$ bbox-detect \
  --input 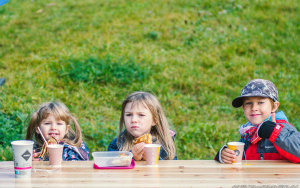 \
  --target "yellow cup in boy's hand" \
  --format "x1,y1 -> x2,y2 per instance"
227,142 -> 245,164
